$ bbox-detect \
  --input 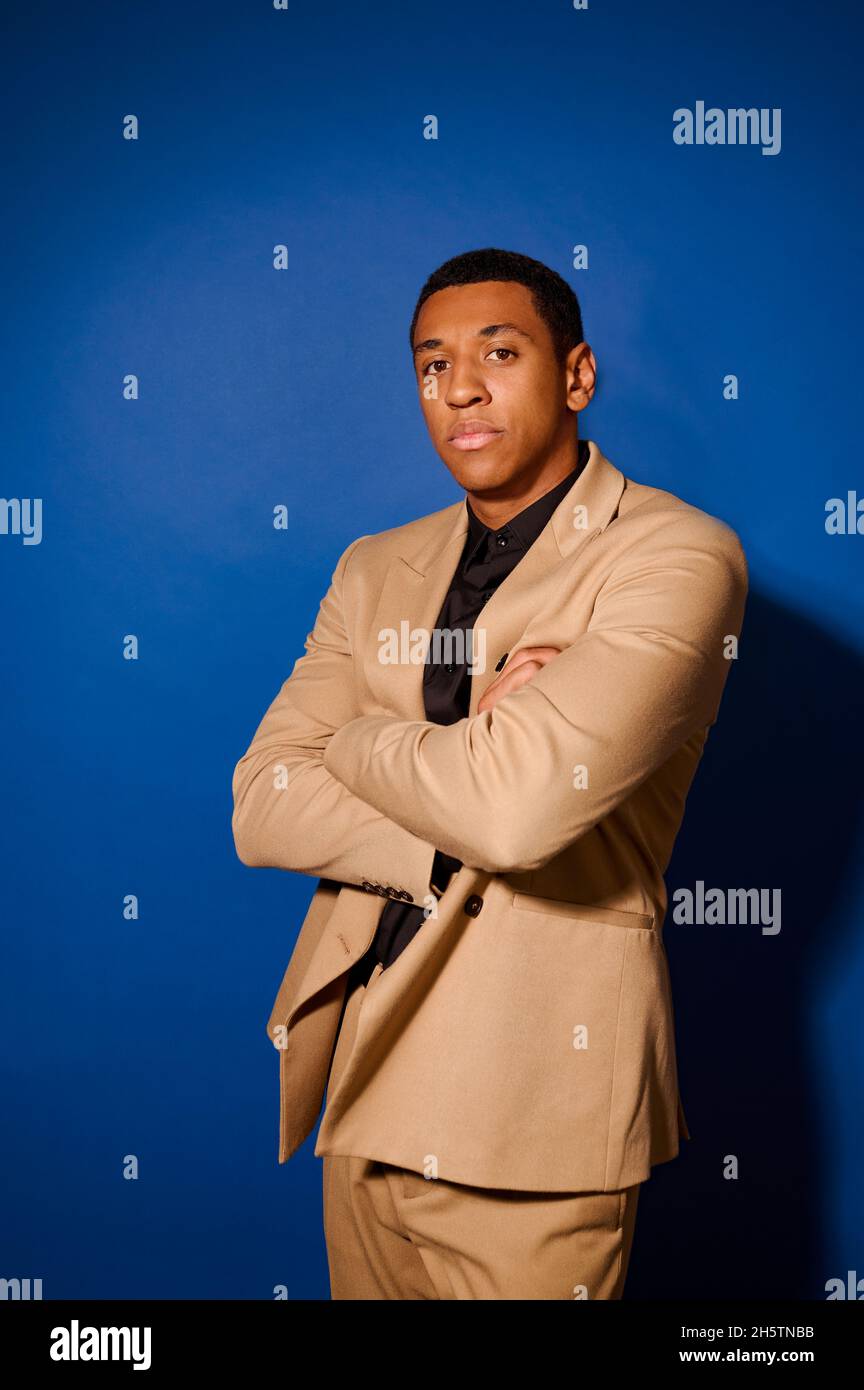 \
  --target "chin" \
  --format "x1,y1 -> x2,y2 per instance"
444,453 -> 515,492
